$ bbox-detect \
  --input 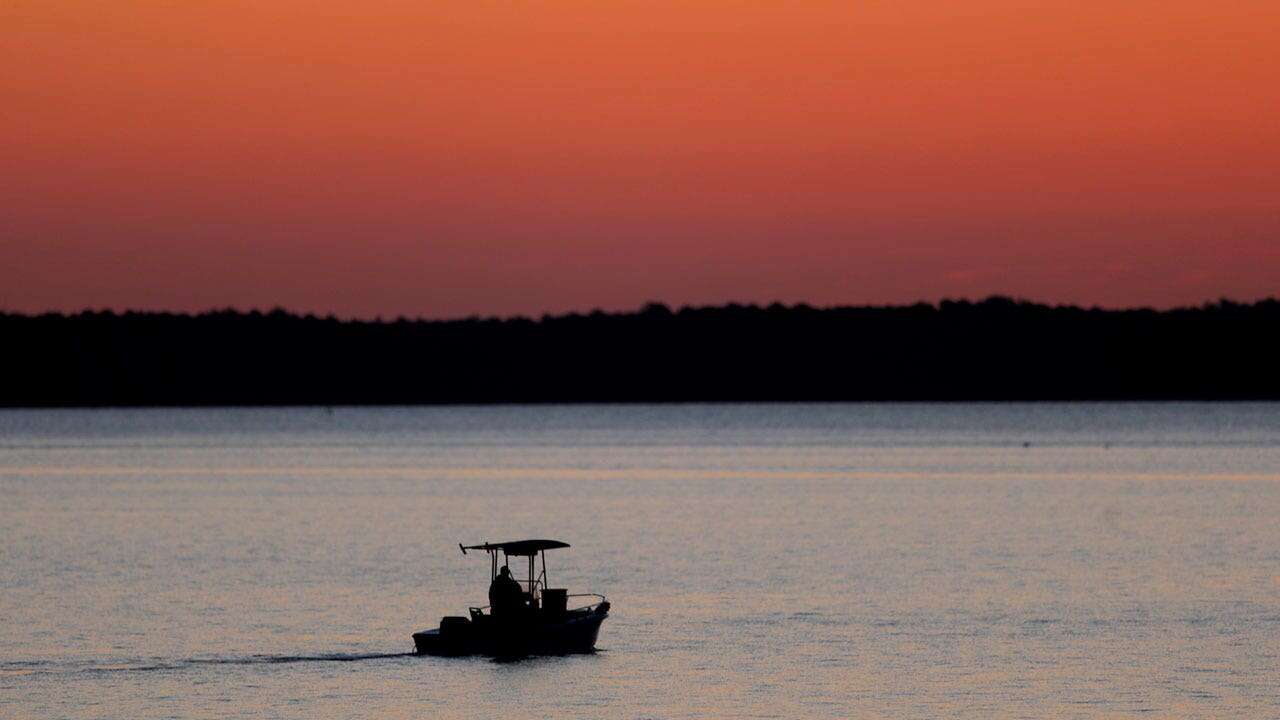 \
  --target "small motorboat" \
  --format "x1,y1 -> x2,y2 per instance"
413,539 -> 610,657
